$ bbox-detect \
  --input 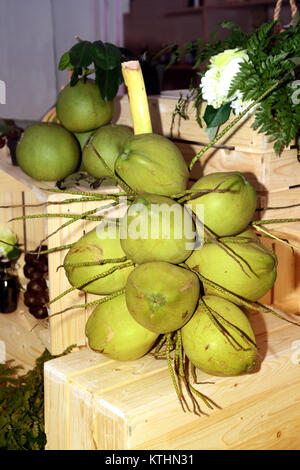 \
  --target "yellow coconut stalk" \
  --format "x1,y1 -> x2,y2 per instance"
121,60 -> 152,135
